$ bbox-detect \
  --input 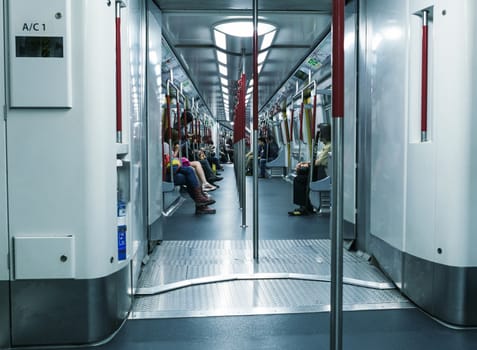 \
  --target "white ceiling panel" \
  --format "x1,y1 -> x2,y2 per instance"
154,0 -> 332,122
